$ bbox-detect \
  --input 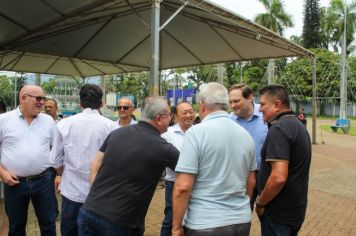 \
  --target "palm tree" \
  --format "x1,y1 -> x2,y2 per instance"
326,0 -> 356,53
254,0 -> 294,36
254,0 -> 294,84
320,6 -> 339,50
